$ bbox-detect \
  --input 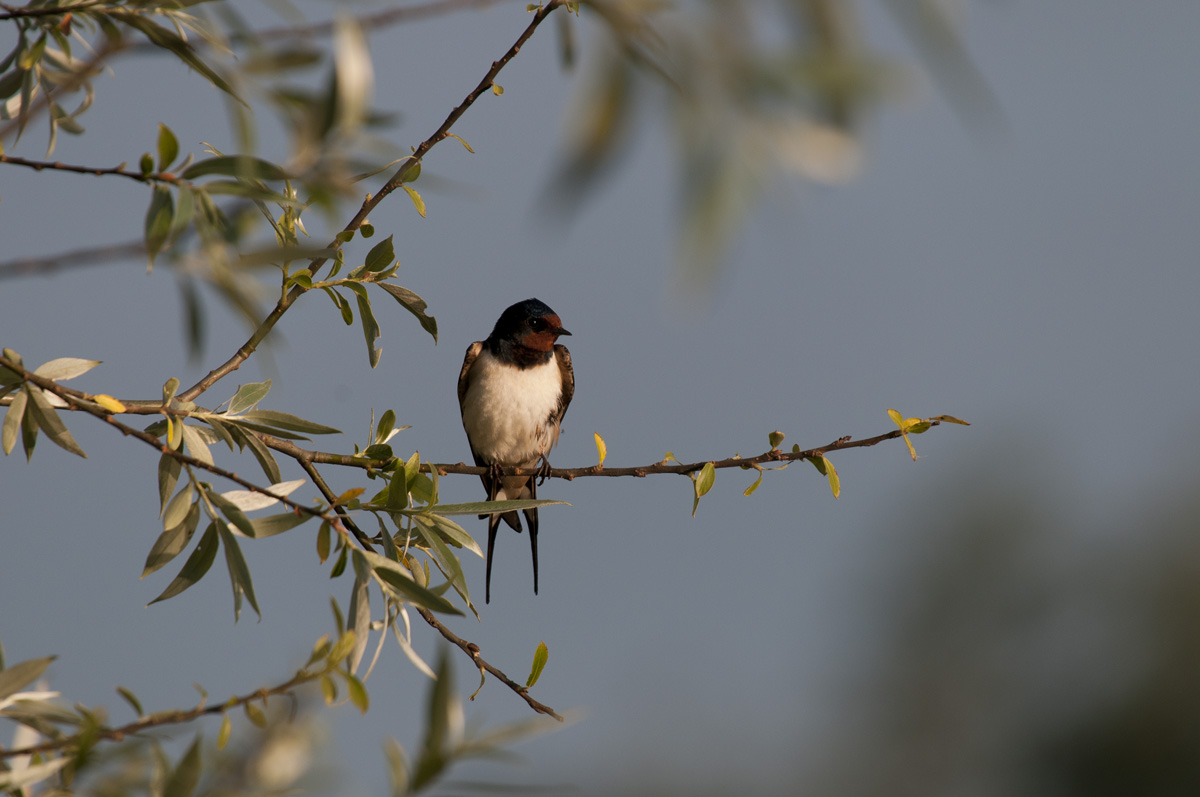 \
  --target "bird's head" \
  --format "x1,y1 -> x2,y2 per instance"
490,298 -> 572,353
